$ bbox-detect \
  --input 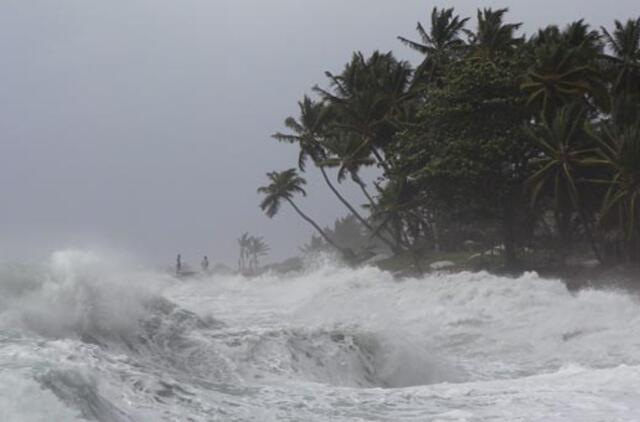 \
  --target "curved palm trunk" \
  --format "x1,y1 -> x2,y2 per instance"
319,166 -> 400,254
285,198 -> 349,256
351,173 -> 376,207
